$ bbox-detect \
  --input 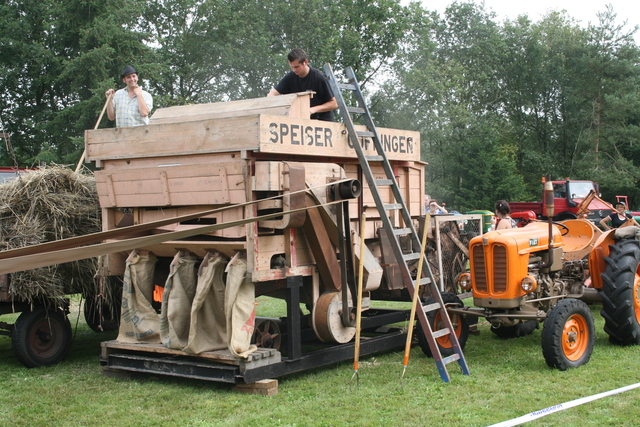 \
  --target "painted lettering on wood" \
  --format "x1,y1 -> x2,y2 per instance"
260,115 -> 420,162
